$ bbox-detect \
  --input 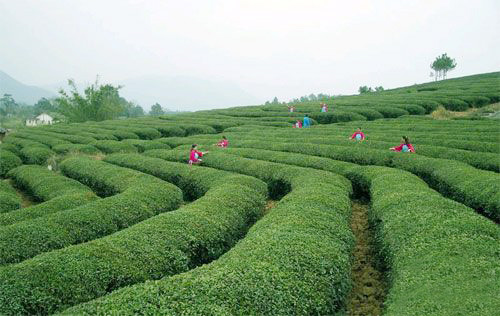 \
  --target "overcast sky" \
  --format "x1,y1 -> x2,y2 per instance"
1,0 -> 499,109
